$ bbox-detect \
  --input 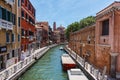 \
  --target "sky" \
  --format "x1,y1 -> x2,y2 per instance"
30,0 -> 119,28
